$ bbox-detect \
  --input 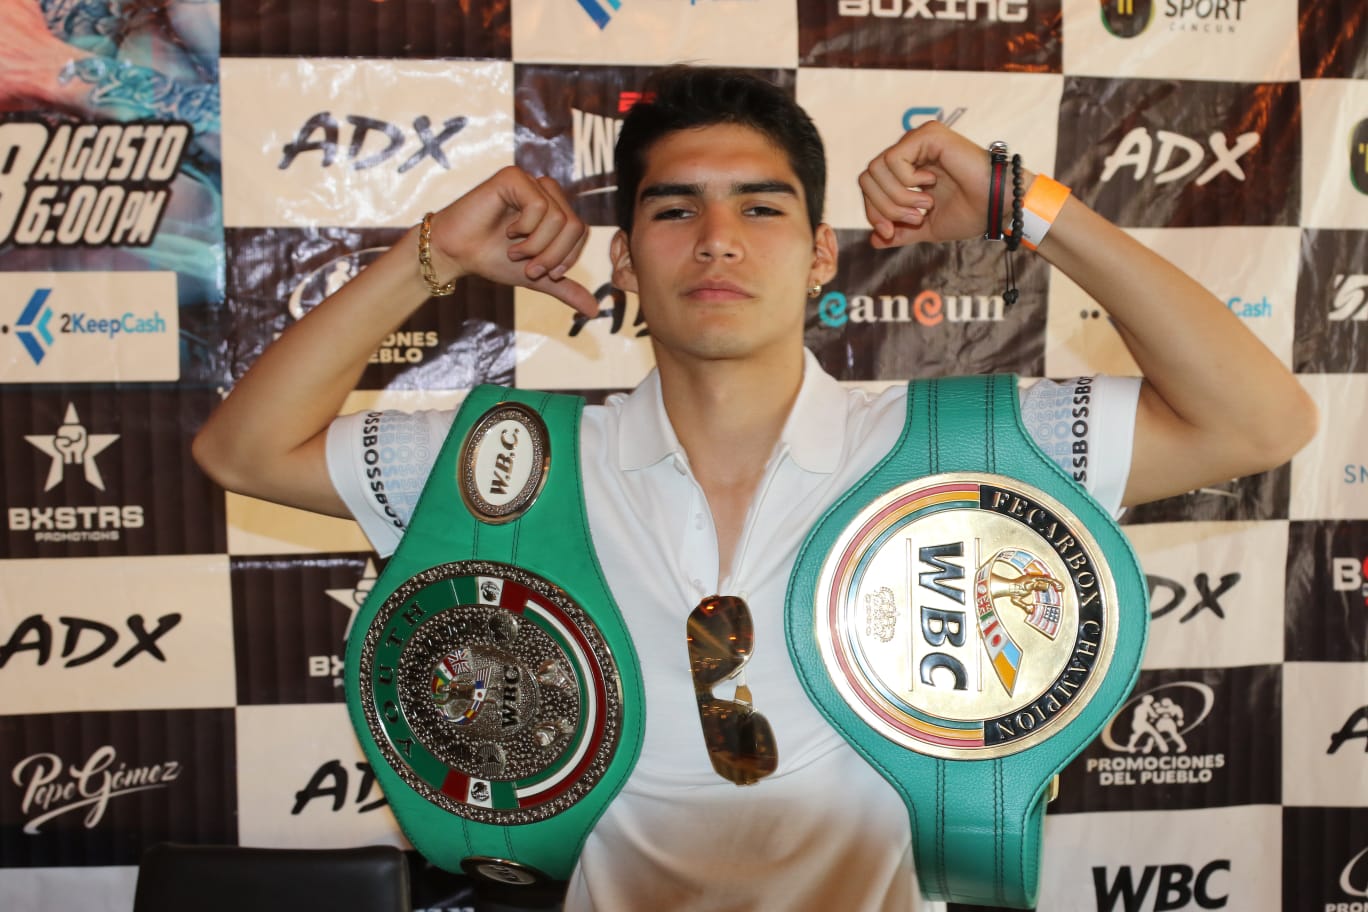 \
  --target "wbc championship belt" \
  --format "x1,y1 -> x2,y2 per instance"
786,375 -> 1147,909
344,385 -> 643,889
